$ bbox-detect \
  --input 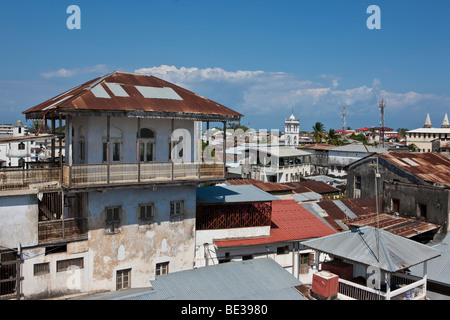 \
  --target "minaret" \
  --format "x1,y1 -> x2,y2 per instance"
441,113 -> 450,128
423,113 -> 433,128
285,110 -> 300,146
